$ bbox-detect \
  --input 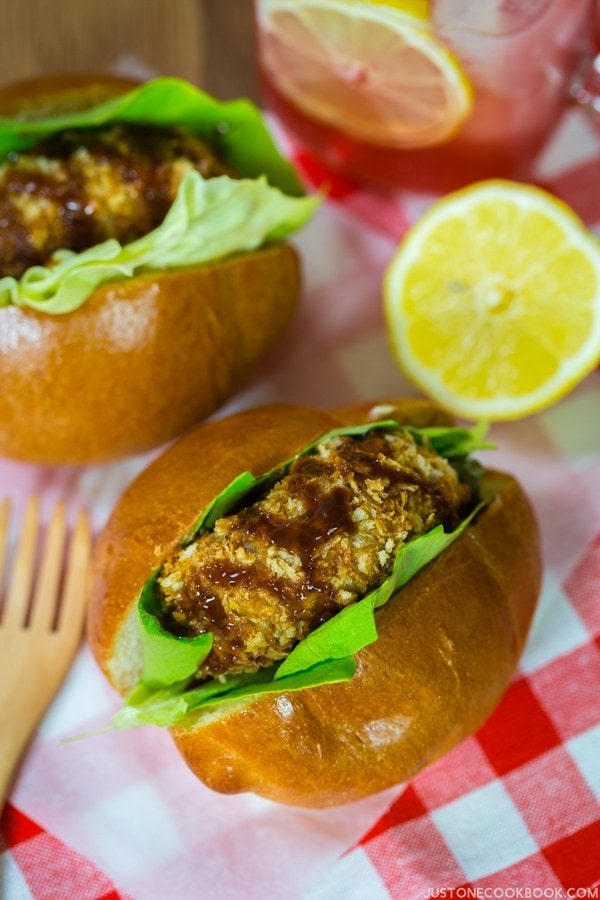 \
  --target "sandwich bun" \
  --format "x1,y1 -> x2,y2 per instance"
0,75 -> 300,464
88,398 -> 542,807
